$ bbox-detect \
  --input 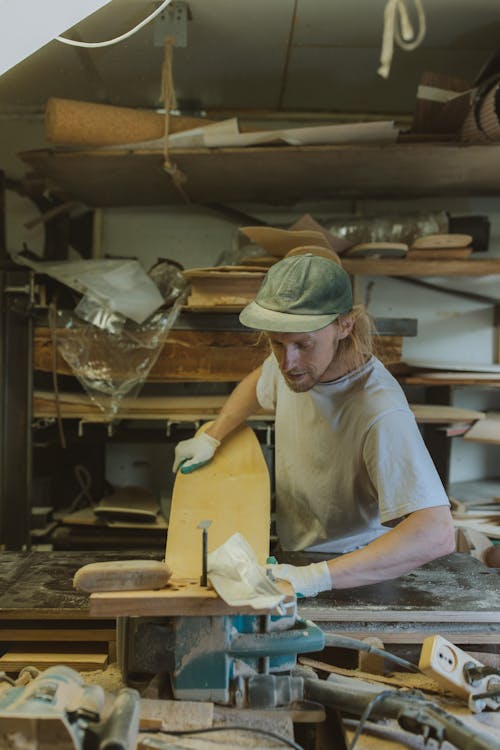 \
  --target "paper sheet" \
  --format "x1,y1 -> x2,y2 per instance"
207,532 -> 288,612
